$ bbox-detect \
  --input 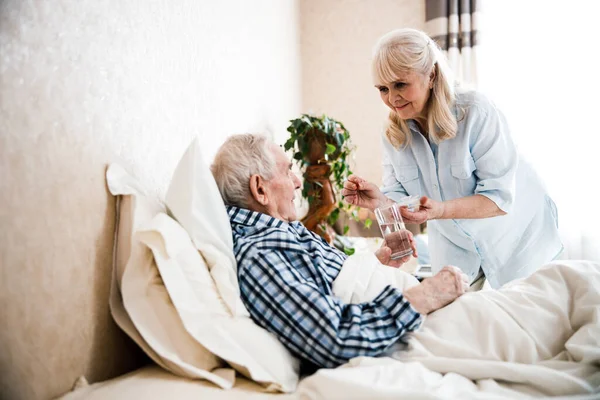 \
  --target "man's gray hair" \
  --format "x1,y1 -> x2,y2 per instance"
211,133 -> 277,208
